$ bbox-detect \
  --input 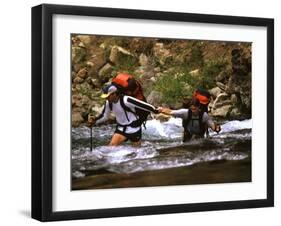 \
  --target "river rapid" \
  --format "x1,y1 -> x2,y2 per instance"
72,118 -> 251,181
